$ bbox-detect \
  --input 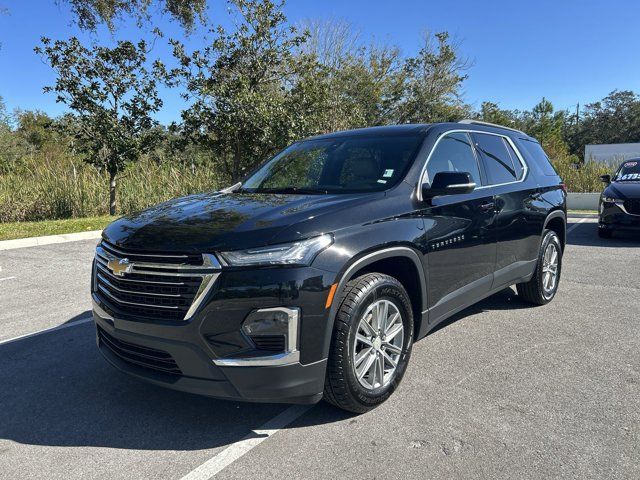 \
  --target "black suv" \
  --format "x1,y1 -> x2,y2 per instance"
598,159 -> 640,238
92,120 -> 566,413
